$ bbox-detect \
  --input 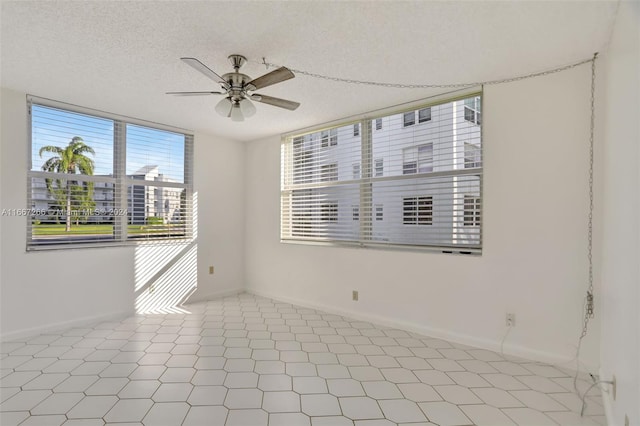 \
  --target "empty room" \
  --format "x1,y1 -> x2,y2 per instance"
1,1 -> 638,426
